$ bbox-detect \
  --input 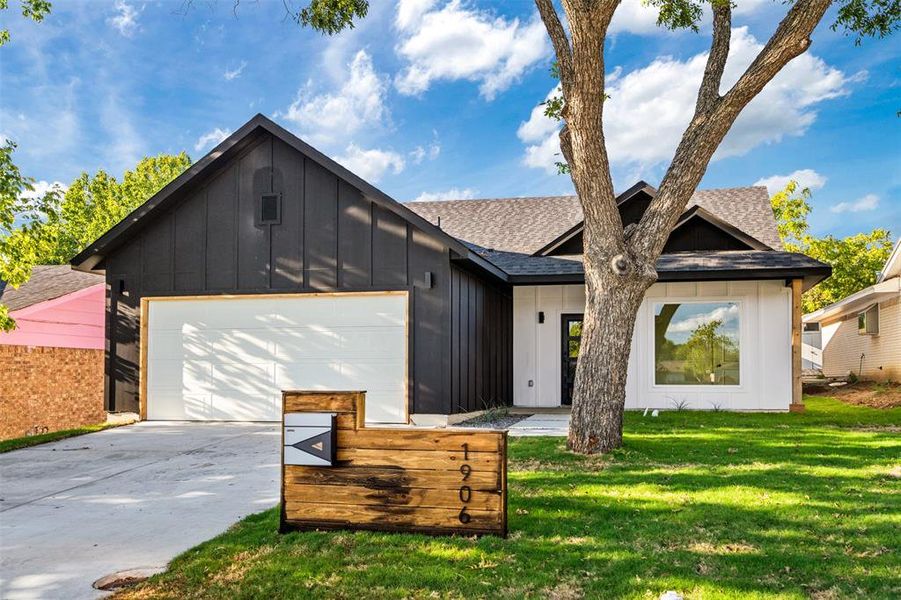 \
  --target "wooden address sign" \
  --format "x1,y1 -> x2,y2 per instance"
280,390 -> 507,537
